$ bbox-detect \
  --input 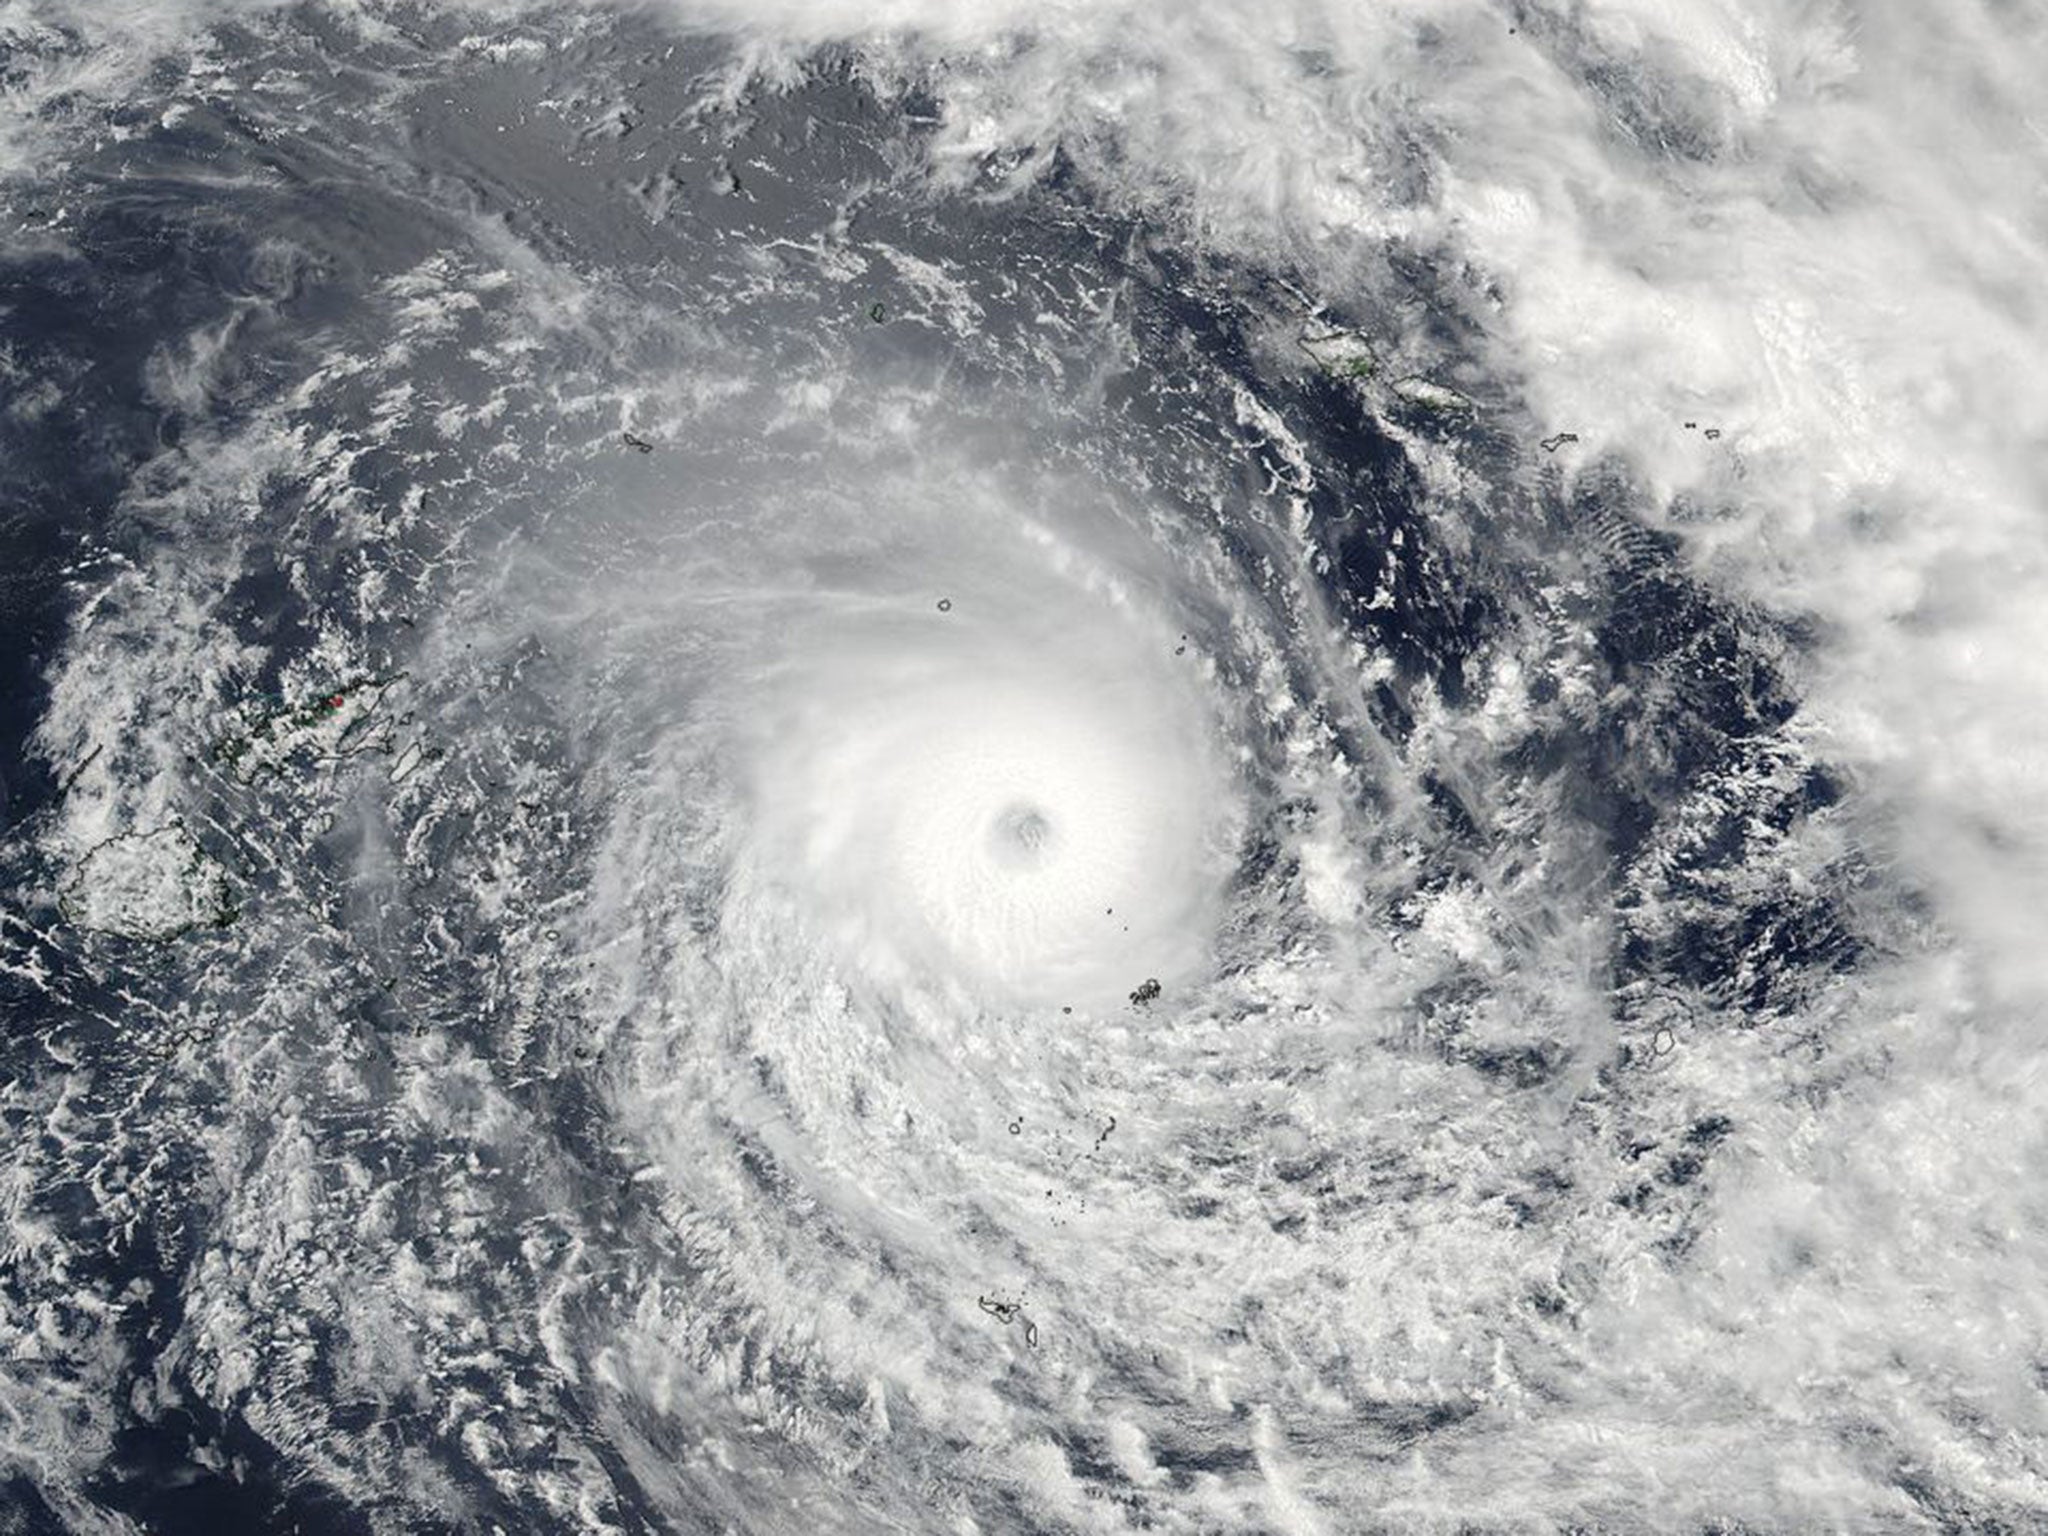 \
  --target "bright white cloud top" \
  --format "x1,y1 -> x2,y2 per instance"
741,555 -> 1239,1012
